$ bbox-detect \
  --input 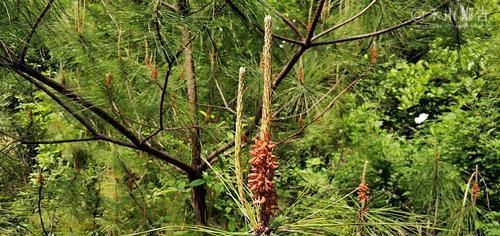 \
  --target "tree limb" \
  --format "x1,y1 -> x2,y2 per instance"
311,11 -> 434,47
312,0 -> 379,41
19,0 -> 55,62
305,0 -> 327,43
5,60 -> 194,175
21,137 -> 102,145
14,62 -> 142,146
17,71 -> 99,135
